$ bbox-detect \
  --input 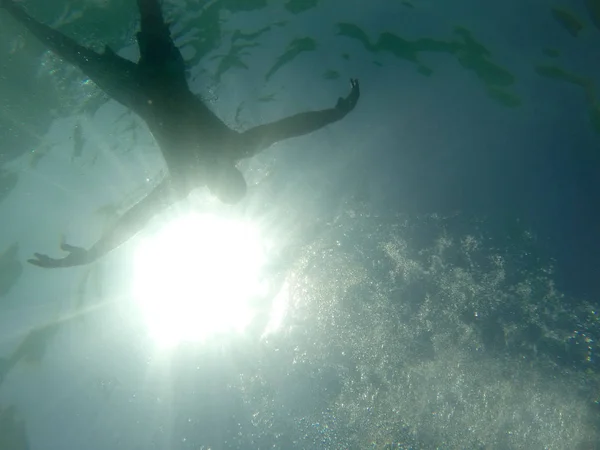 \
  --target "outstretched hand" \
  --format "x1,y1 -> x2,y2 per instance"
28,239 -> 90,269
335,78 -> 360,115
